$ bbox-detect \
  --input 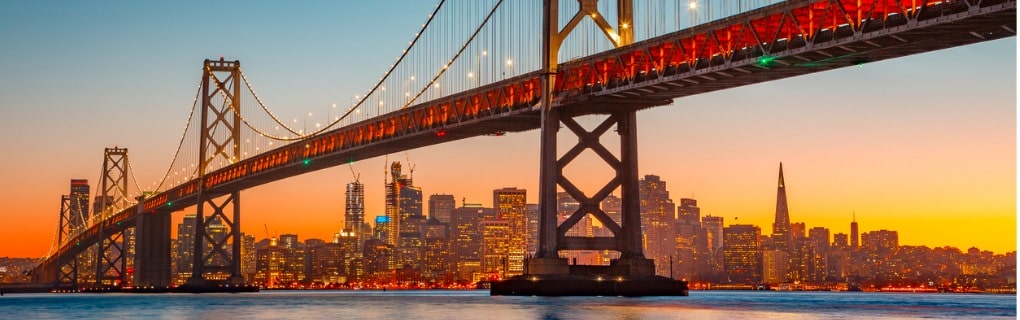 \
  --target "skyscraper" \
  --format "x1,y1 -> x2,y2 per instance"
850,214 -> 859,252
385,162 -> 423,270
723,224 -> 761,284
422,217 -> 450,280
428,194 -> 456,223
68,179 -> 90,232
493,187 -> 526,277
450,204 -> 493,281
702,215 -> 724,253
174,213 -> 197,284
344,180 -> 365,246
480,219 -> 510,280
241,233 -> 256,280
772,163 -> 792,253
525,203 -> 539,257
807,227 -> 831,283
385,161 -> 417,246
373,216 -> 390,244
639,175 -> 676,276
675,198 -> 707,279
